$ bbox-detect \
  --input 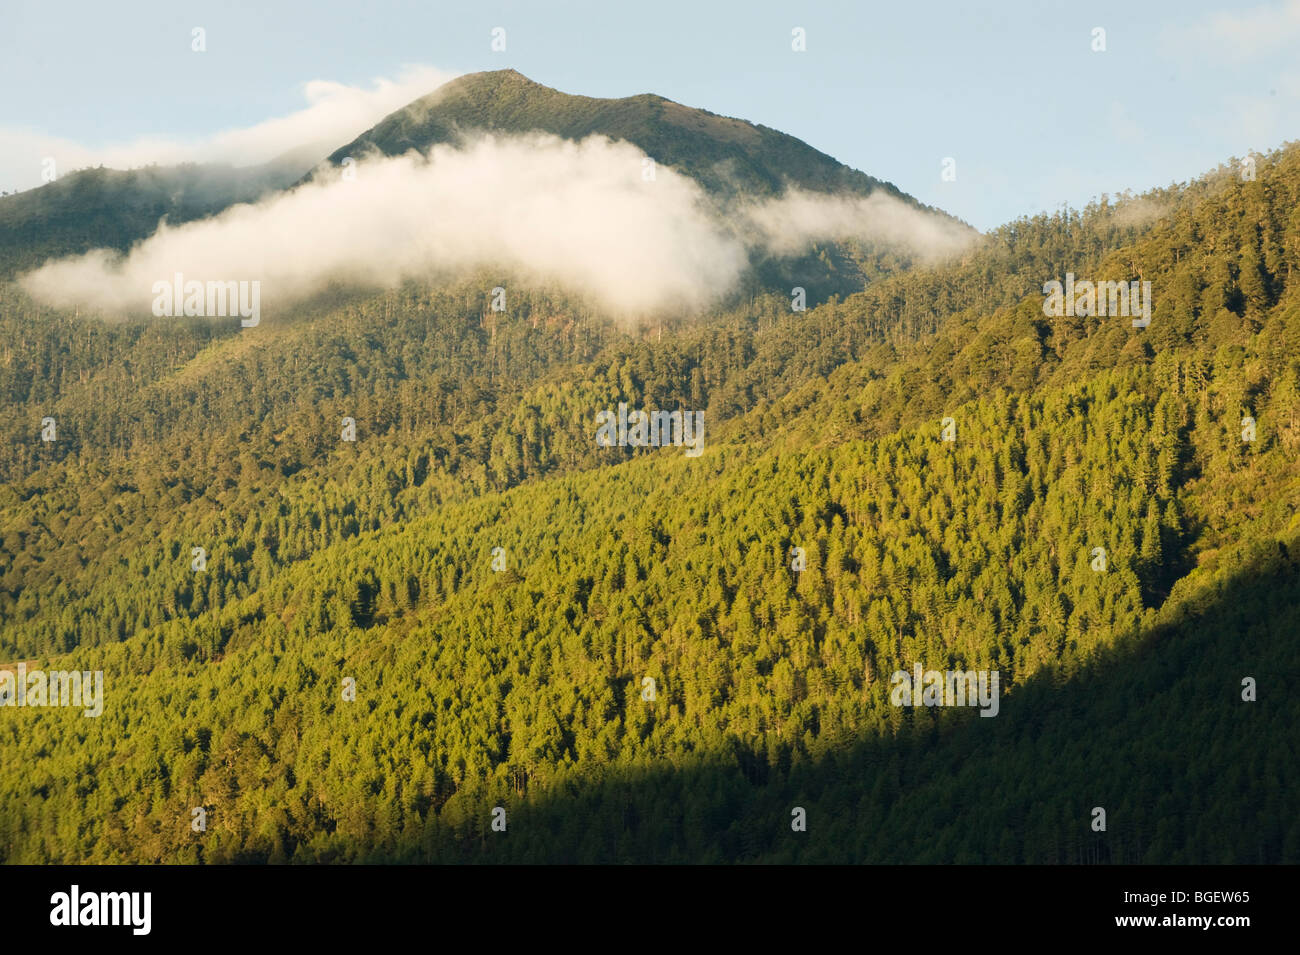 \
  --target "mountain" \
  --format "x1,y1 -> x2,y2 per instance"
0,71 -> 969,299
317,70 -> 972,297
0,151 -> 319,280
317,70 -> 977,302
2,132 -> 1298,863
322,69 -> 928,206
